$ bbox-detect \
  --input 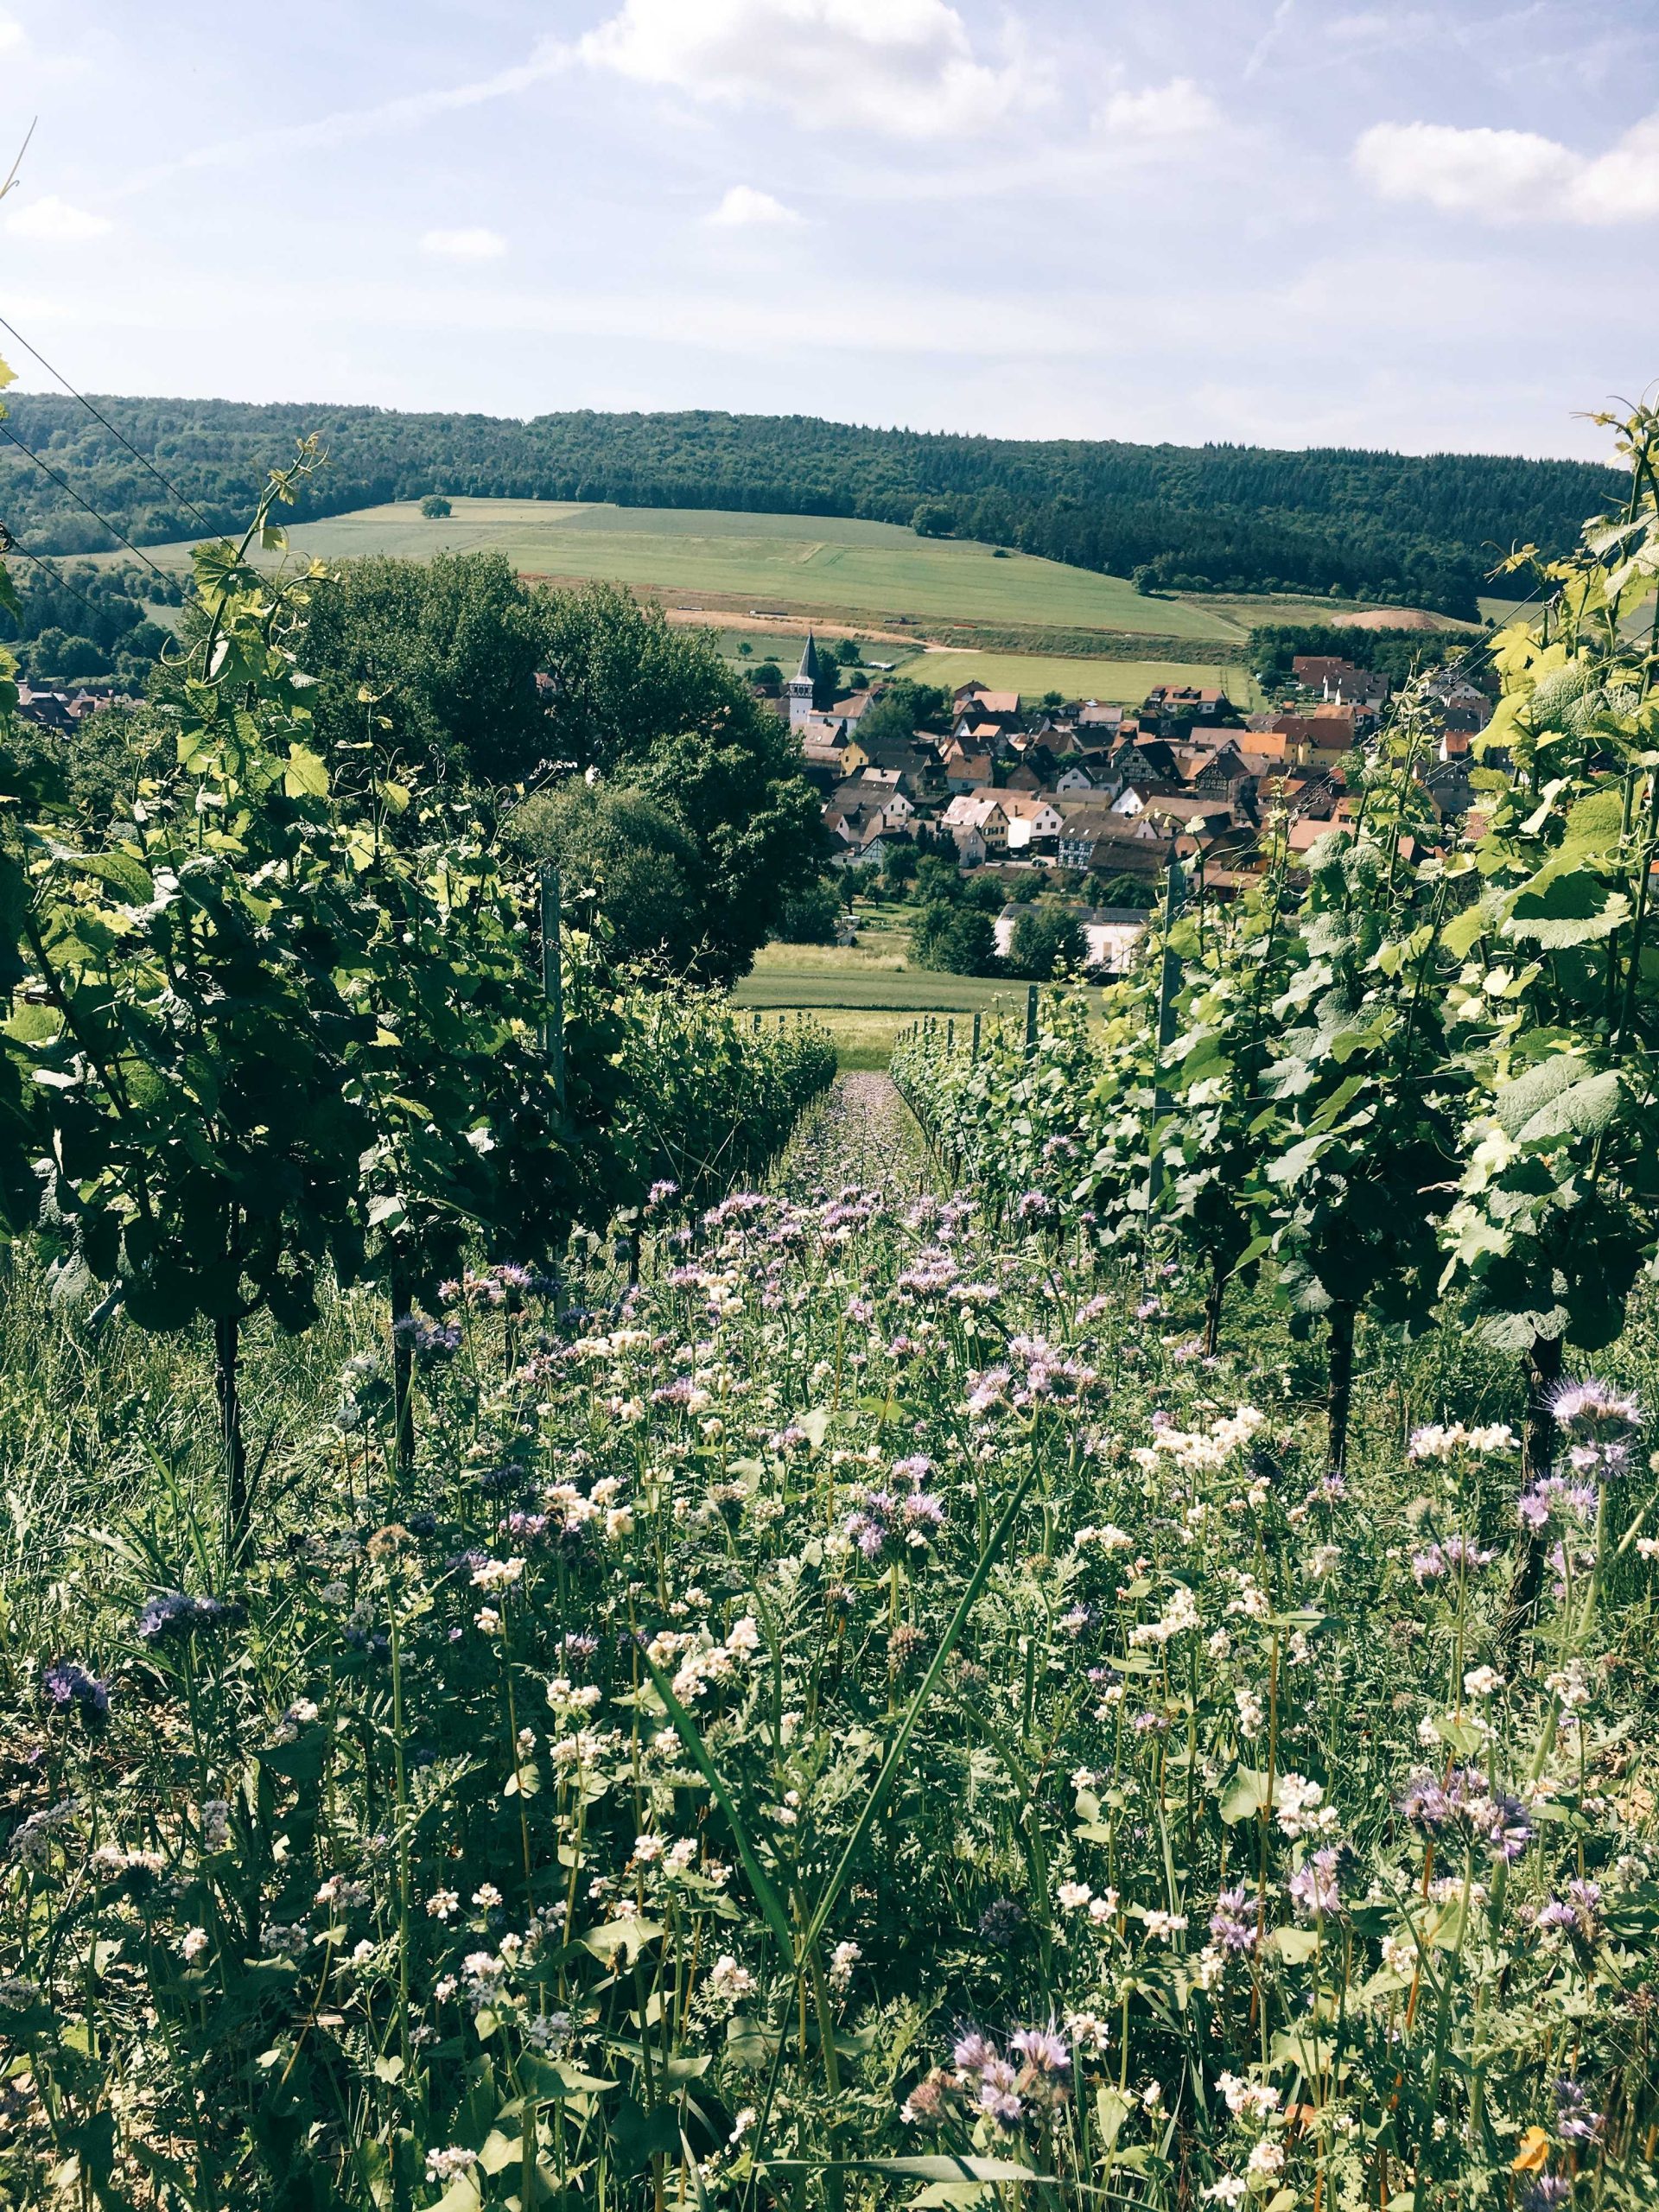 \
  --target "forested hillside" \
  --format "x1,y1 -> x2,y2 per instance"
0,392 -> 1623,618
